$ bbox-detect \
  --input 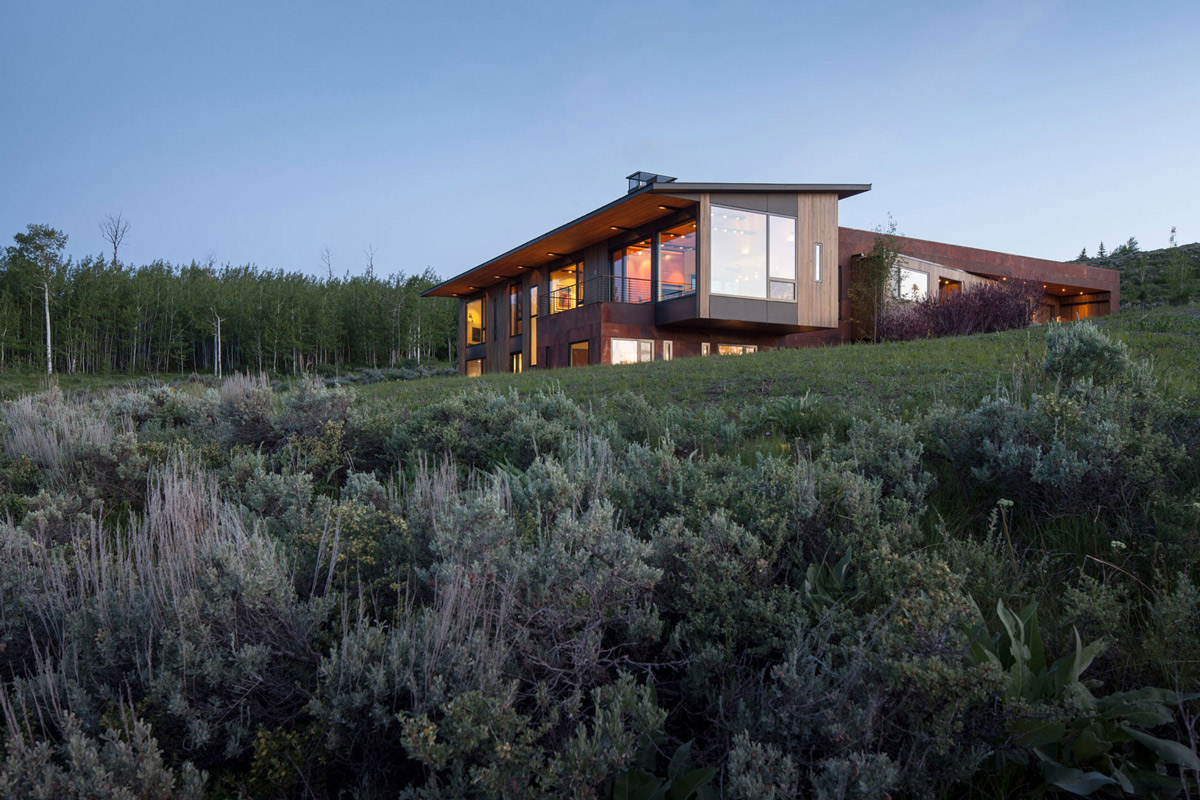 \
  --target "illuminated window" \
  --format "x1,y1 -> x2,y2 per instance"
611,338 -> 653,364
509,283 -> 522,336
569,340 -> 589,366
659,221 -> 697,300
895,267 -> 929,301
466,298 -> 485,345
611,240 -> 652,303
717,344 -> 758,356
529,285 -> 538,365
511,352 -> 522,373
466,359 -> 483,377
710,206 -> 797,300
701,343 -> 710,356
549,264 -> 581,313
661,340 -> 673,361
